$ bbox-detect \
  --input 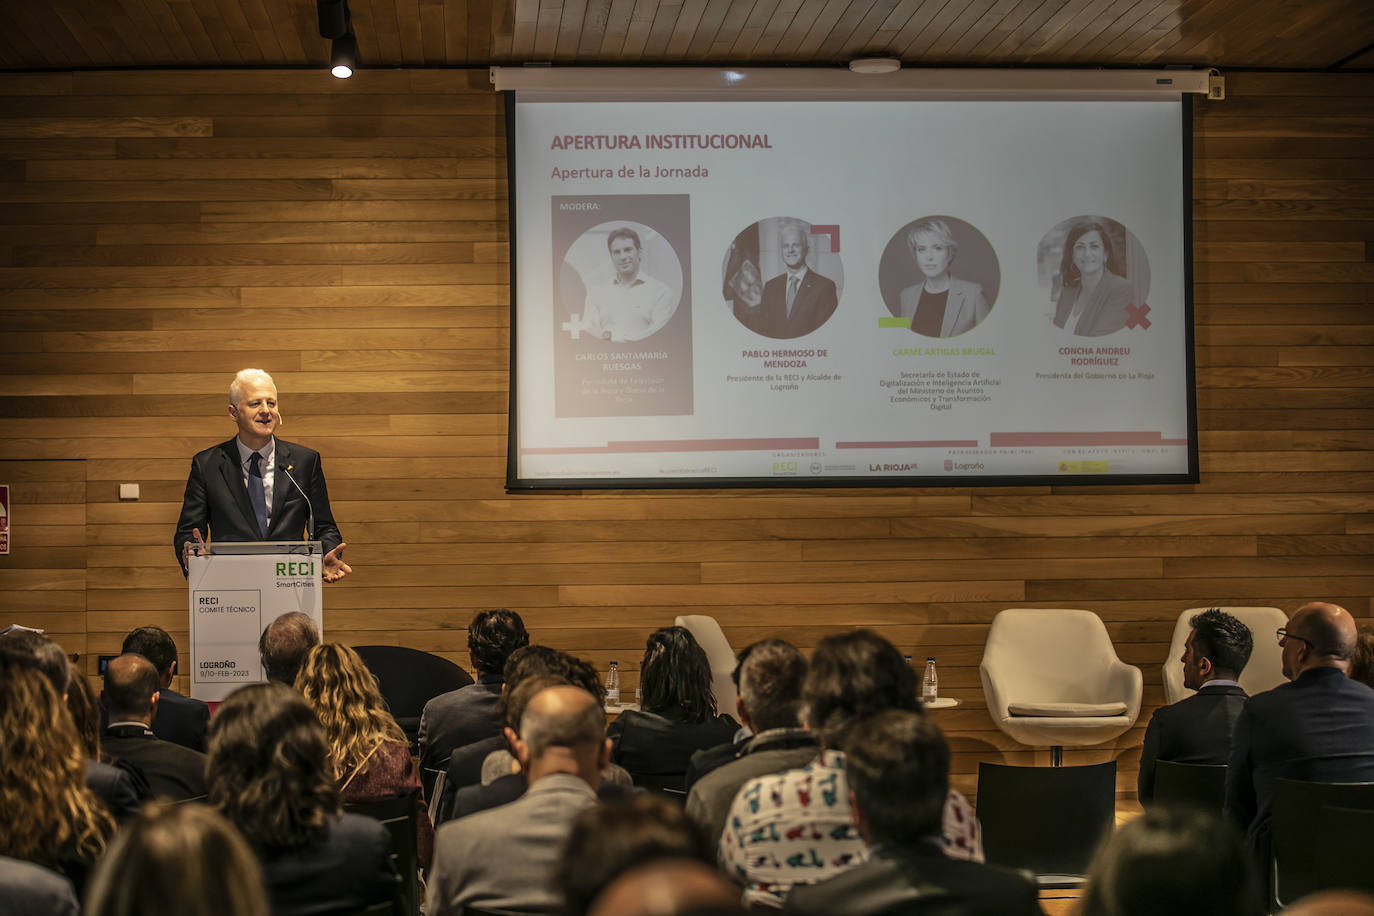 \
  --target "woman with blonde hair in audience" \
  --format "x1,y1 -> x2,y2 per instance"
85,801 -> 269,916
295,642 -> 434,867
207,682 -> 399,916
0,660 -> 115,895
